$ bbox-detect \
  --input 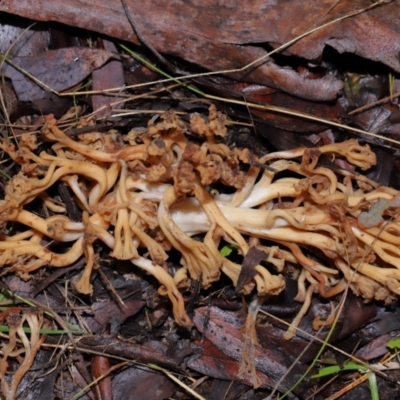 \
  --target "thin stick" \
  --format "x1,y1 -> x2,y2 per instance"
348,90 -> 400,115
148,363 -> 207,400
70,361 -> 128,400
120,0 -> 187,75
